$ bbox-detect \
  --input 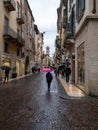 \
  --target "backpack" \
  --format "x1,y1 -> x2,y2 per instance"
46,73 -> 53,81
